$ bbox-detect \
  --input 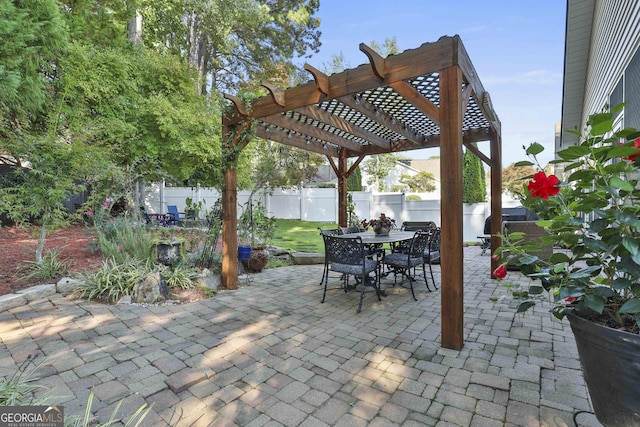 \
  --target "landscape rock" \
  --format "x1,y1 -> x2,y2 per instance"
57,277 -> 82,295
132,272 -> 168,304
